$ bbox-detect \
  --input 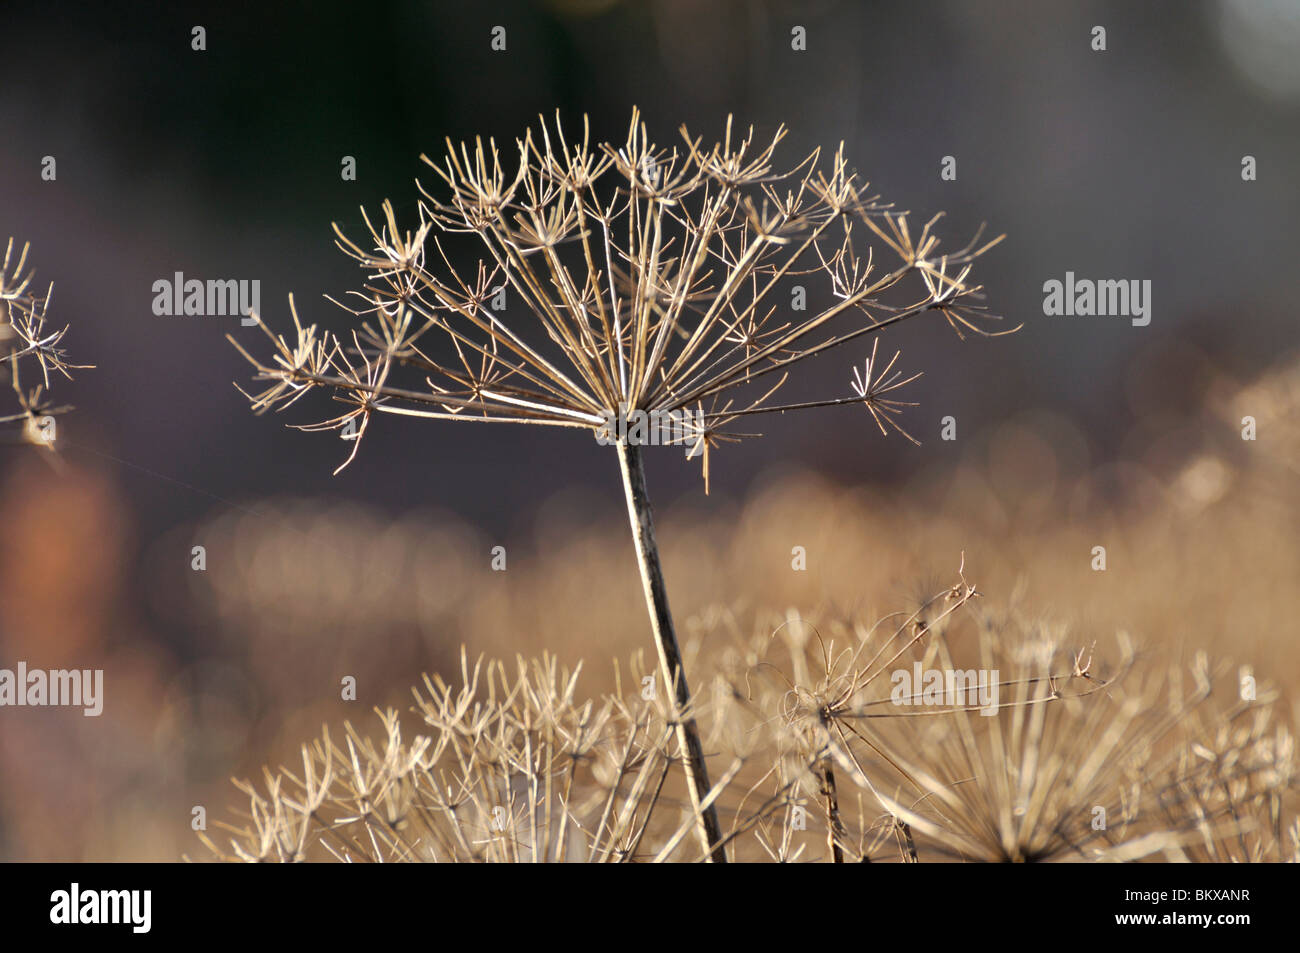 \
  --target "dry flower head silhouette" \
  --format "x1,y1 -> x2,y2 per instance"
1,238 -> 90,449
230,109 -> 1012,860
